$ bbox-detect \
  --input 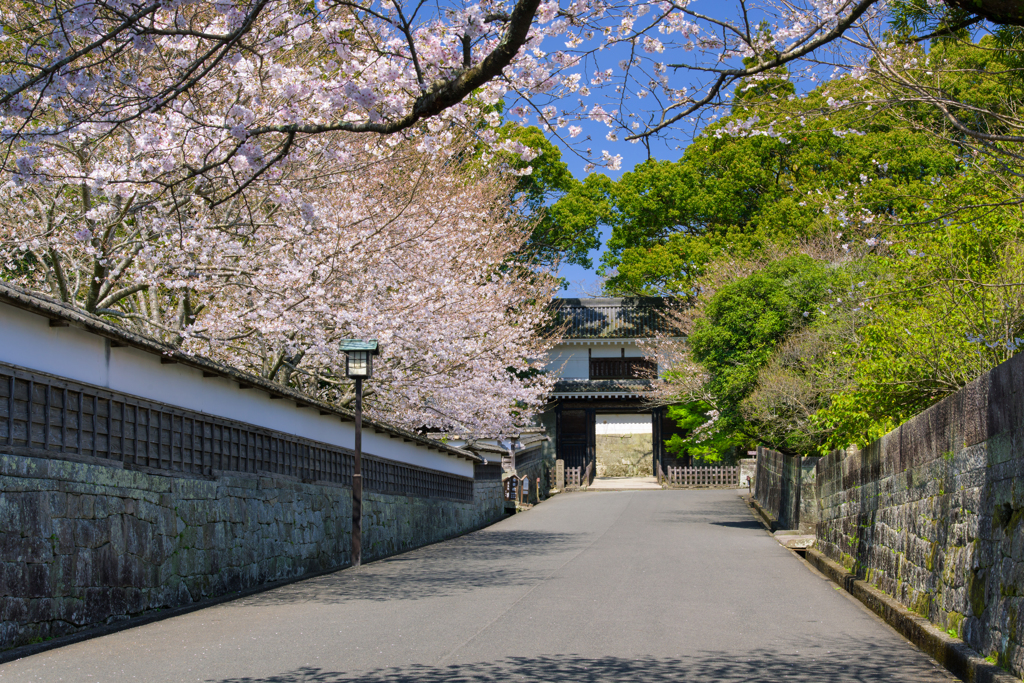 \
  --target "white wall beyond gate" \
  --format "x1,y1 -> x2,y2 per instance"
596,413 -> 652,435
